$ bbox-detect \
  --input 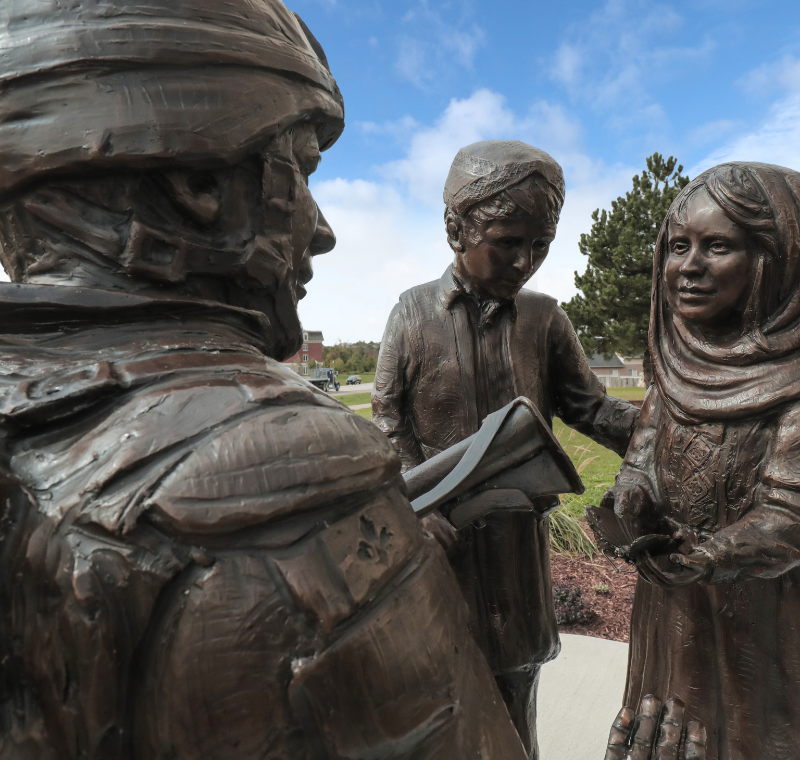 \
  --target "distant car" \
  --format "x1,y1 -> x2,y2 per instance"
346,375 -> 362,385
